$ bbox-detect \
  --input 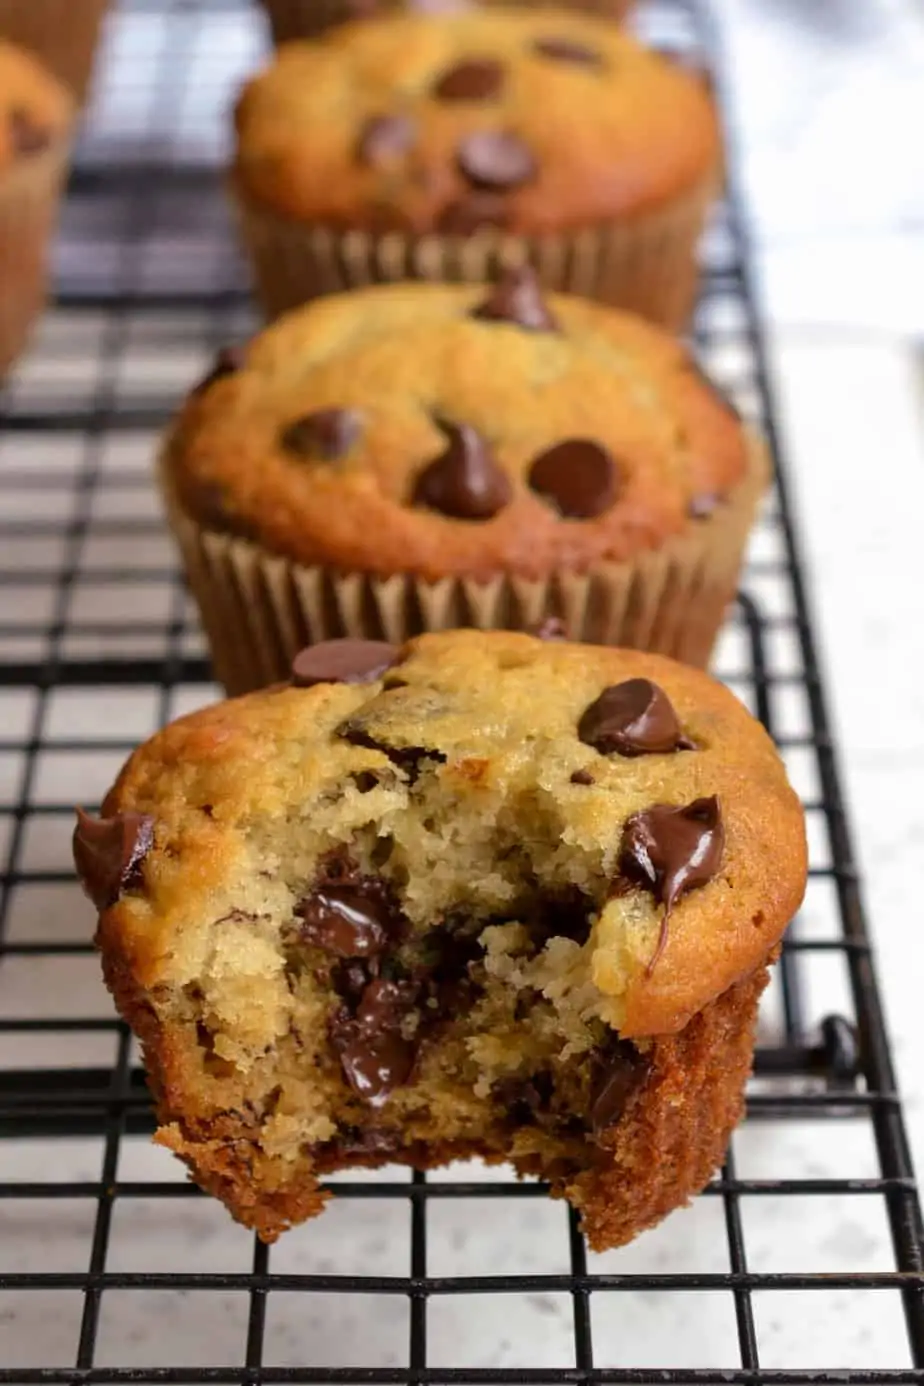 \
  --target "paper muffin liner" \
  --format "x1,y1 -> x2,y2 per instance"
232,176 -> 714,331
0,136 -> 71,378
159,434 -> 768,697
258,0 -> 634,44
0,0 -> 111,102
